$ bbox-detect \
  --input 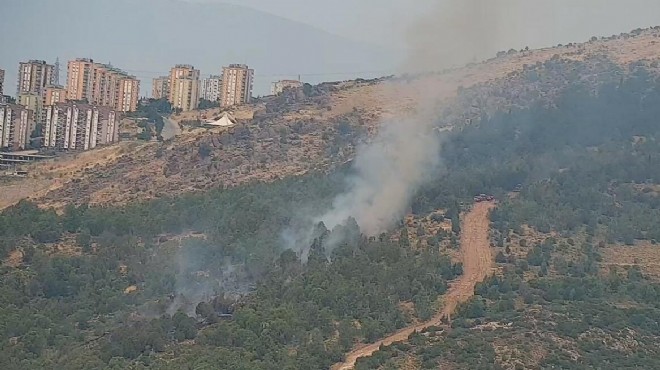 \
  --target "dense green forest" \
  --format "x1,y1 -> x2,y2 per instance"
417,66 -> 660,243
1,65 -> 660,368
0,172 -> 461,369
